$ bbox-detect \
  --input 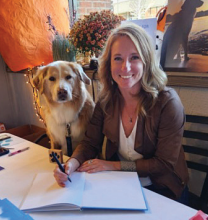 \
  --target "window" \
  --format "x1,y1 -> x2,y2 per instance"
71,0 -> 167,21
